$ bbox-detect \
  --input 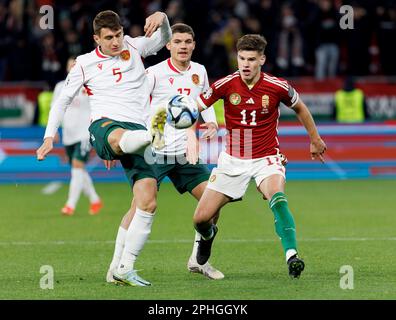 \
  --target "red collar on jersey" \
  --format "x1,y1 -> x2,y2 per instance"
95,47 -> 109,58
167,58 -> 191,74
